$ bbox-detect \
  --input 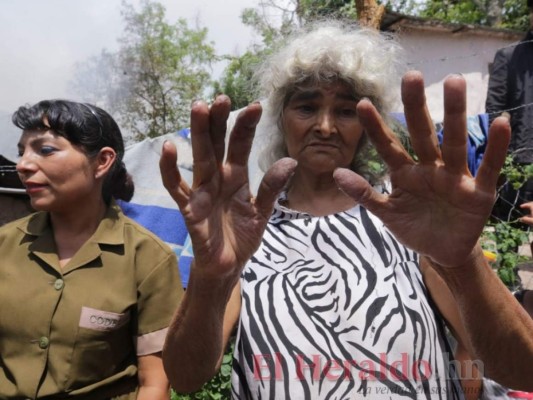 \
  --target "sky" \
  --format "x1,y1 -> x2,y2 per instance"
0,0 -> 261,115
